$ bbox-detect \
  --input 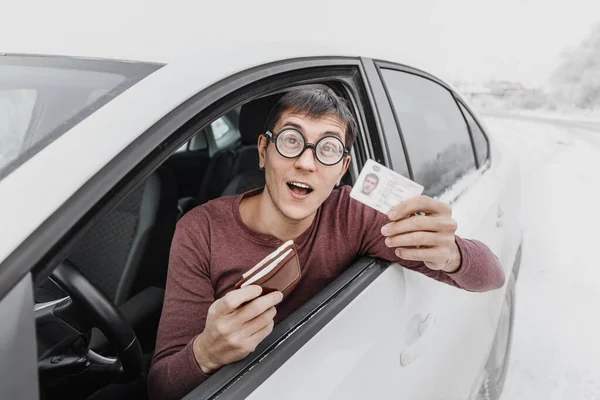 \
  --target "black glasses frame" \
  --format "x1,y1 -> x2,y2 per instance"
264,129 -> 349,166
